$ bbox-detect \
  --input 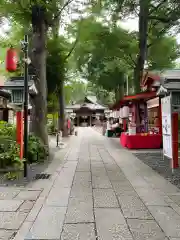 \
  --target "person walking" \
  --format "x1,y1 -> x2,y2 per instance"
102,118 -> 107,135
67,118 -> 71,135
